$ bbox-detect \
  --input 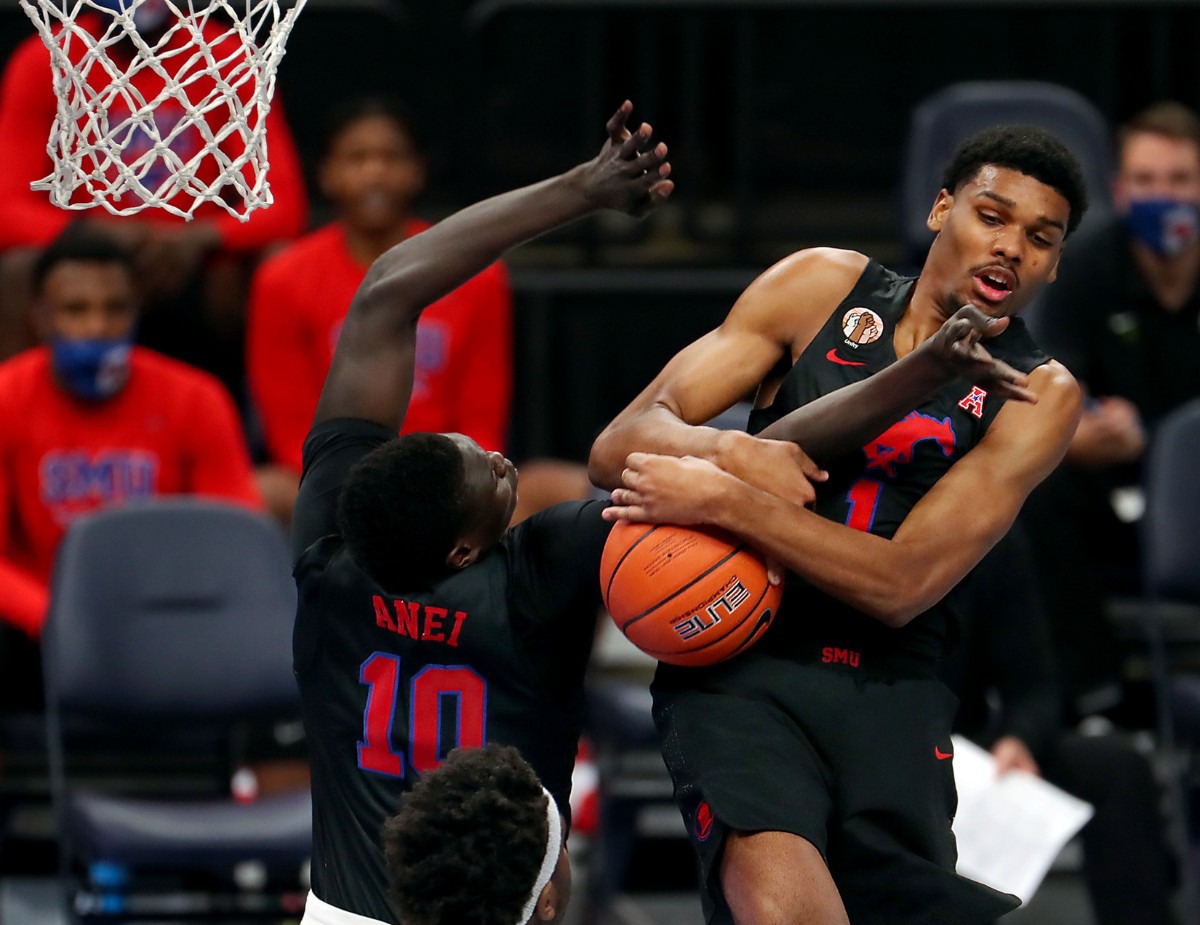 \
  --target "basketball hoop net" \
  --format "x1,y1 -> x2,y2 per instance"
18,0 -> 307,221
